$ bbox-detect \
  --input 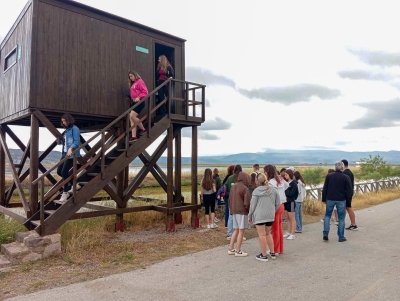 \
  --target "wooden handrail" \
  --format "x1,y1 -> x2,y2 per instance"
32,78 -> 174,185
